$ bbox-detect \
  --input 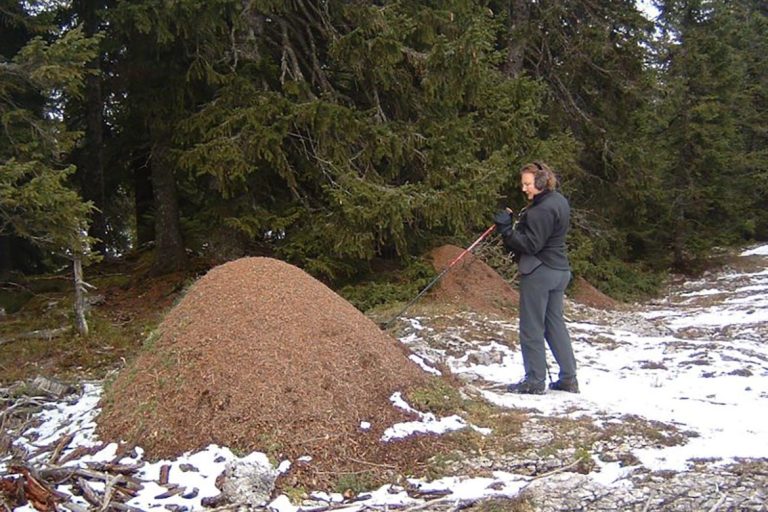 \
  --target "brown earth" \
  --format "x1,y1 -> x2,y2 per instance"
428,244 -> 617,312
568,276 -> 619,310
96,257 -> 439,488
427,245 -> 519,315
